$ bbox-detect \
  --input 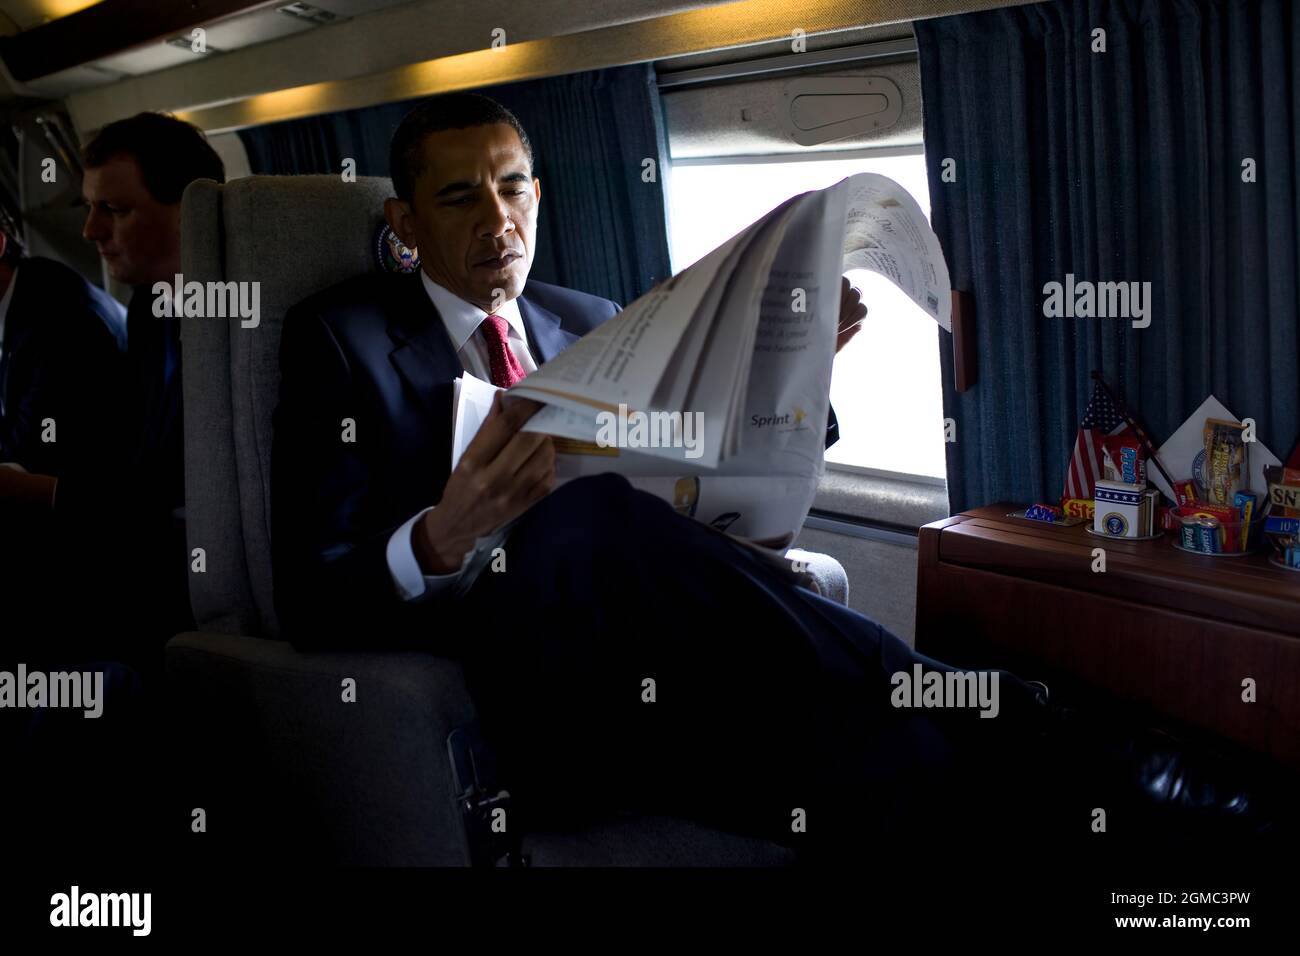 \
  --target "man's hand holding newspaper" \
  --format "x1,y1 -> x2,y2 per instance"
413,393 -> 553,574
